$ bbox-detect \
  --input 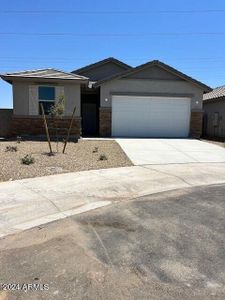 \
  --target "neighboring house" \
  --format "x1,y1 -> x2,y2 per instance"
0,57 -> 211,138
203,86 -> 225,138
